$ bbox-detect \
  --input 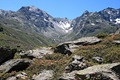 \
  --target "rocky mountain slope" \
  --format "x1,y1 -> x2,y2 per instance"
0,6 -> 72,43
69,7 -> 120,40
1,6 -> 120,44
